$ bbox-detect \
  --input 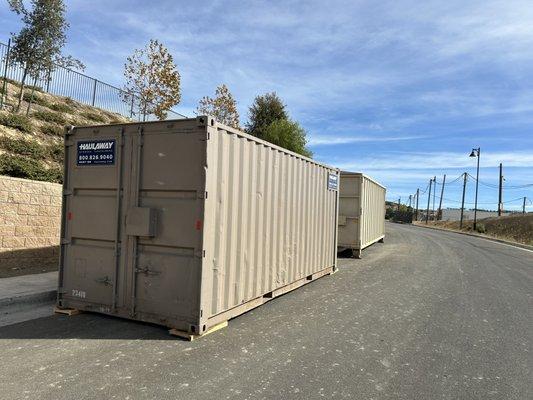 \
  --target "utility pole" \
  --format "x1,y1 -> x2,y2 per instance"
498,163 -> 503,216
523,197 -> 527,214
408,195 -> 412,208
431,176 -> 437,221
415,188 -> 419,221
397,197 -> 401,211
437,174 -> 446,221
425,177 -> 433,224
460,173 -> 467,229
